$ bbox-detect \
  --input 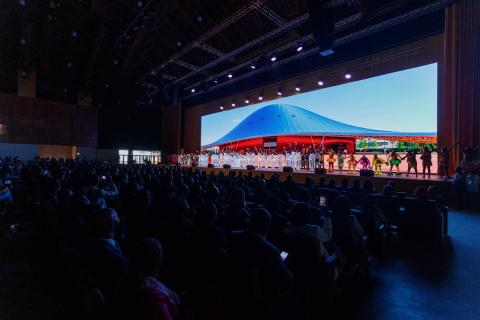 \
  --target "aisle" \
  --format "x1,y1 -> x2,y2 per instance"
354,209 -> 480,320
